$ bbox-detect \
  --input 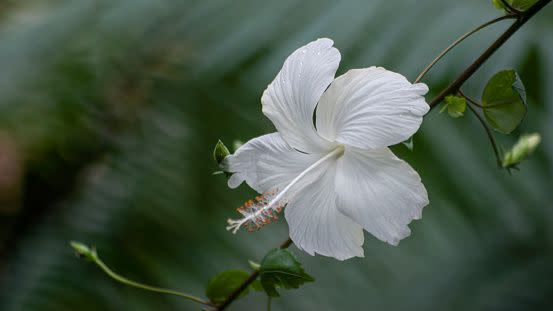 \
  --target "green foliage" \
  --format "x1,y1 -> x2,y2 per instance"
205,270 -> 253,304
440,95 -> 467,118
482,70 -> 527,134
502,133 -> 541,168
259,249 -> 314,297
